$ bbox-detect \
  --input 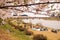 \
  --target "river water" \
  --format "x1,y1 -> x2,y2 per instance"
22,19 -> 60,29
